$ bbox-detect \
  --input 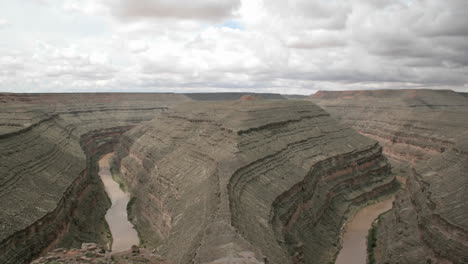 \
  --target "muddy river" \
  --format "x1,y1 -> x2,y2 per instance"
335,197 -> 394,264
98,153 -> 139,252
